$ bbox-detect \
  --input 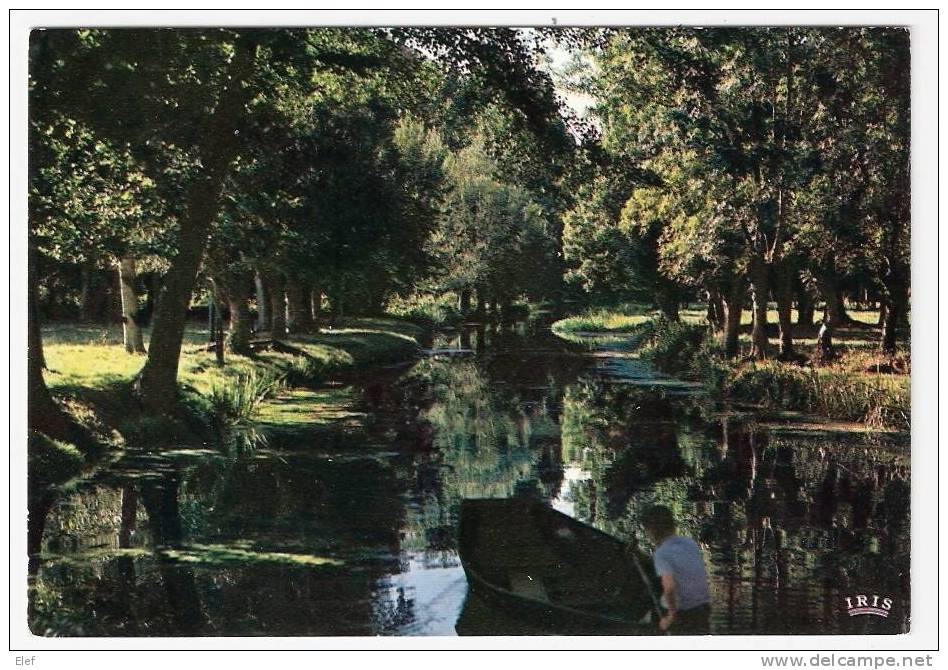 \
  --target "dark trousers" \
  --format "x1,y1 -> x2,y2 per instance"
669,603 -> 711,635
